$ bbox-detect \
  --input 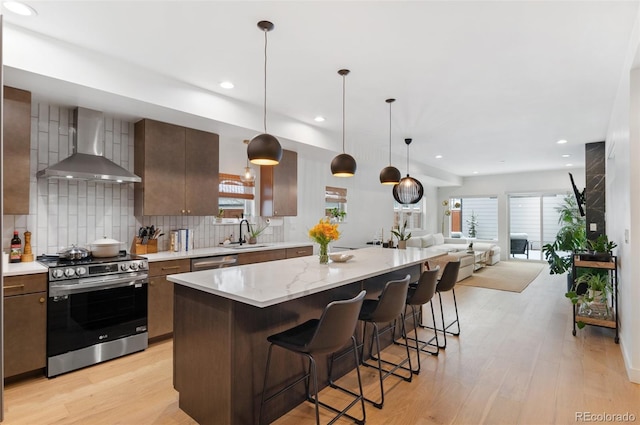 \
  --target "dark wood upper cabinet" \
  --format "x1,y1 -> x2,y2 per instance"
260,149 -> 297,217
134,119 -> 219,216
3,86 -> 32,215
